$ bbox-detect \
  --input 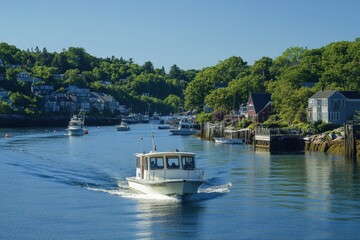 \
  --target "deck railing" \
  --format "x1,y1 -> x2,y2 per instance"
147,169 -> 204,181
255,127 -> 302,136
